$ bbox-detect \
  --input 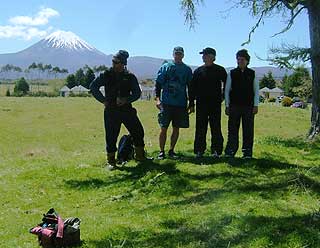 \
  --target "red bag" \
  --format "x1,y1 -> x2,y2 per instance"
30,208 -> 81,247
